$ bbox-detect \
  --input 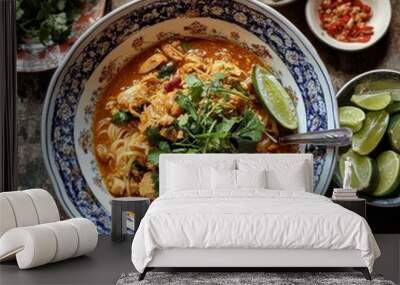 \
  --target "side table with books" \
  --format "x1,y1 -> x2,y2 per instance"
331,188 -> 366,219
